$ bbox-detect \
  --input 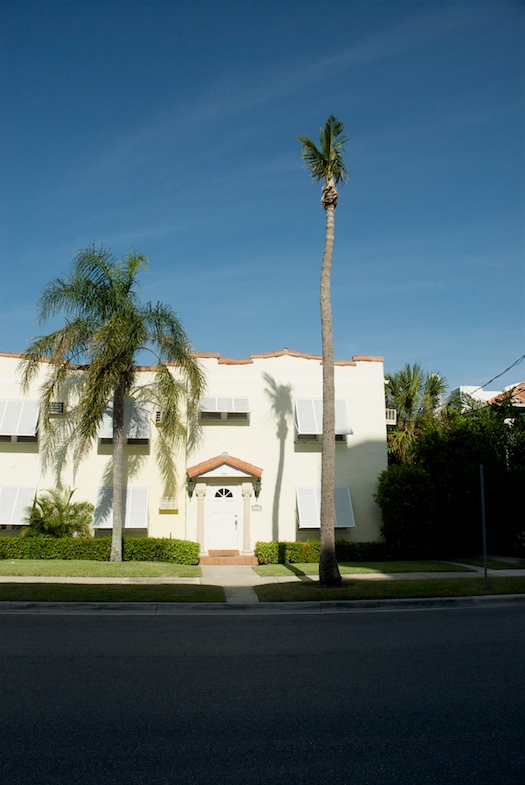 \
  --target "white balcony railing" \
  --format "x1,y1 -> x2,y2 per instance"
386,408 -> 397,425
